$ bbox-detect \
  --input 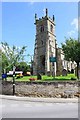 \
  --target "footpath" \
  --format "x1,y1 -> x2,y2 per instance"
0,95 -> 78,103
